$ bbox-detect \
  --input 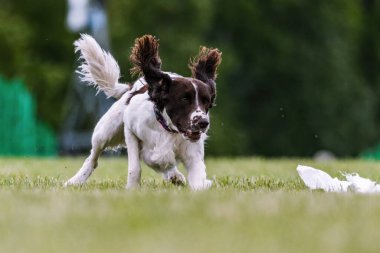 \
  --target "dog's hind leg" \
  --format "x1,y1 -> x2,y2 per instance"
63,135 -> 106,187
64,101 -> 126,187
